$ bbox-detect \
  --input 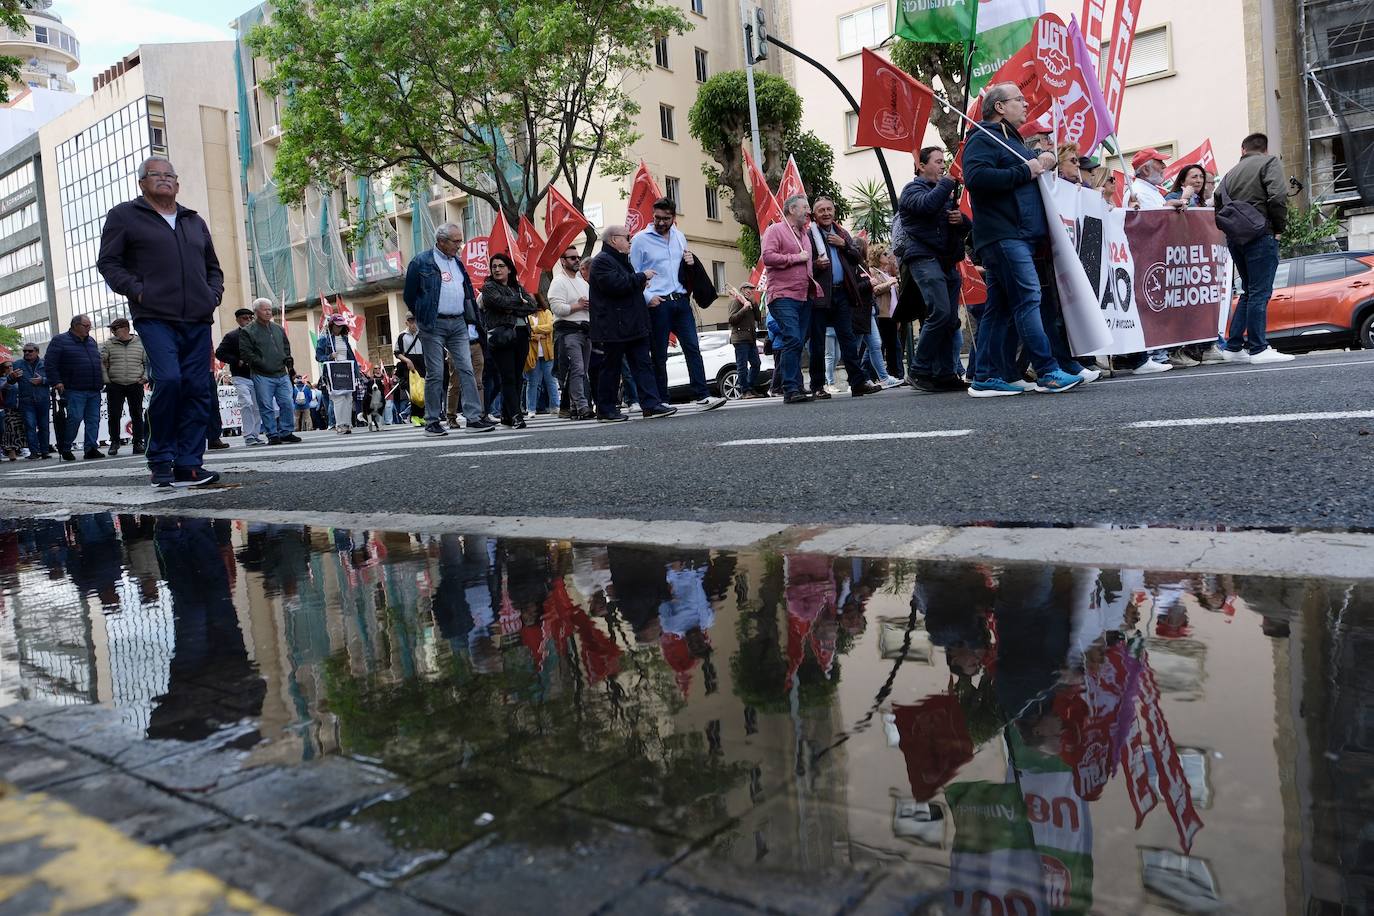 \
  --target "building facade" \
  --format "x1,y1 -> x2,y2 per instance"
0,0 -> 80,97
35,42 -> 250,343
235,0 -> 788,373
0,133 -> 58,344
